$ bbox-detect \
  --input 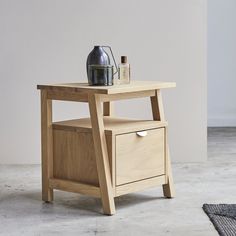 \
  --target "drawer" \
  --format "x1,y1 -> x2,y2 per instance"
116,128 -> 165,186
